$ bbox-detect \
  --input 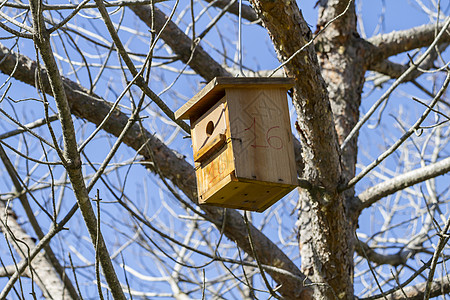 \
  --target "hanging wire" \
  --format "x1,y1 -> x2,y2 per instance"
237,0 -> 245,76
